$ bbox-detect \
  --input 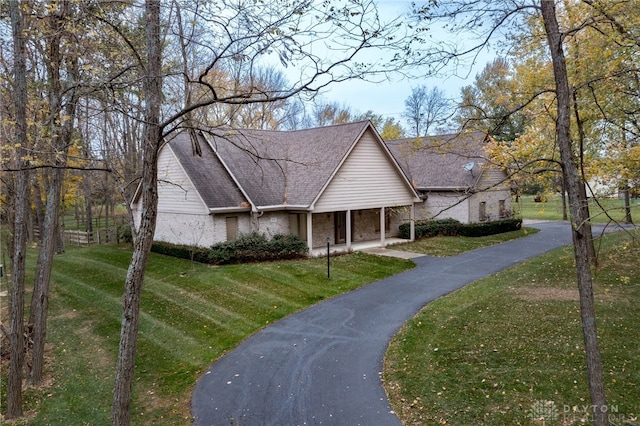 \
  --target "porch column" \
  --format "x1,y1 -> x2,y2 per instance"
306,212 -> 313,253
346,209 -> 352,251
380,207 -> 386,247
410,204 -> 415,241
